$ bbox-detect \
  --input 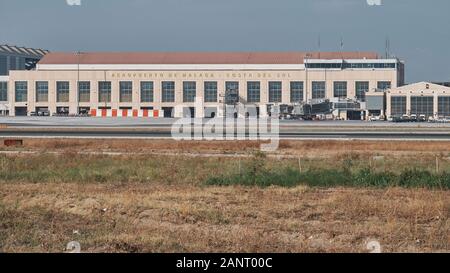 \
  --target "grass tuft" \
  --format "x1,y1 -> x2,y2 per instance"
206,167 -> 450,189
